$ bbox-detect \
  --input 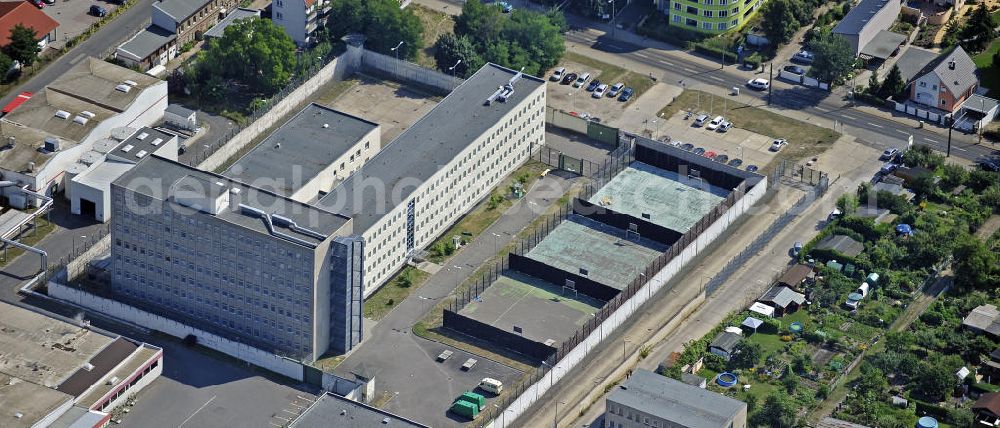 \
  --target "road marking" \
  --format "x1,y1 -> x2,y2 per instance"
955,146 -> 967,152
177,396 -> 216,428
635,52 -> 649,59
894,128 -> 911,134
814,107 -> 829,112
922,137 -> 939,143
683,68 -> 696,73
70,54 -> 85,65
282,409 -> 298,415
841,114 -> 857,120
867,122 -> 884,128
659,59 -> 674,66
269,423 -> 283,427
